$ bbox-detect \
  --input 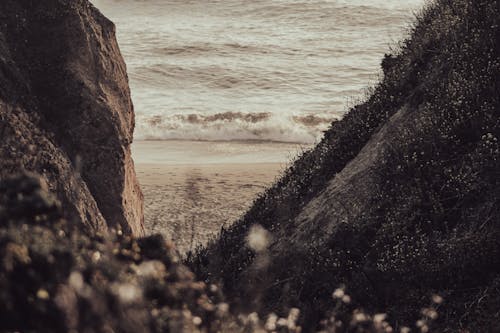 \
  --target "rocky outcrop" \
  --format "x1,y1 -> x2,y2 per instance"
0,0 -> 143,235
192,0 -> 500,331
